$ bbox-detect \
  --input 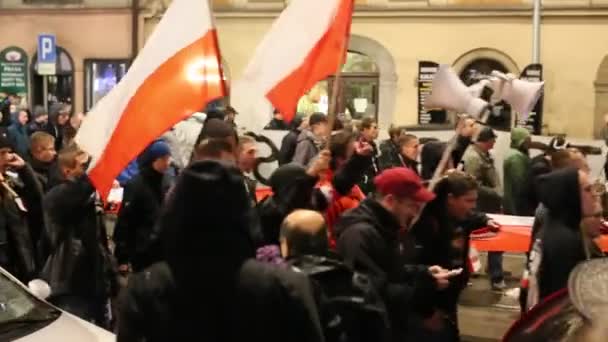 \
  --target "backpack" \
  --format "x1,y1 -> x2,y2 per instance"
289,255 -> 390,342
